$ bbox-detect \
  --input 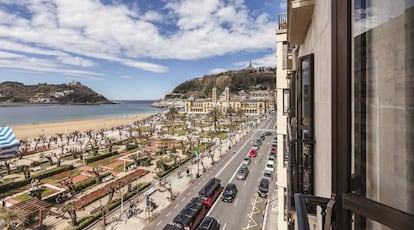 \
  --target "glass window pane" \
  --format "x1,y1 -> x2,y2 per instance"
302,59 -> 311,127
283,89 -> 290,114
352,0 -> 414,216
